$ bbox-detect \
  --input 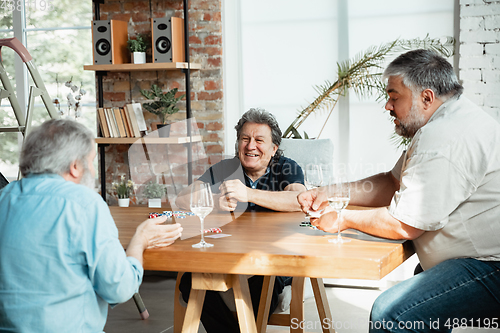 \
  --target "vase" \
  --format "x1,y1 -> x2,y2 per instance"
156,123 -> 171,138
132,52 -> 146,64
118,198 -> 130,207
148,198 -> 161,208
